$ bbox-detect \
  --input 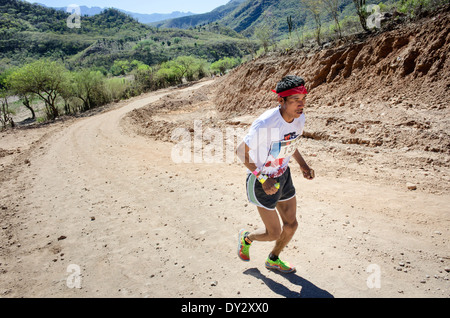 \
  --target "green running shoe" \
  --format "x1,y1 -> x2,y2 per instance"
237,229 -> 251,262
265,257 -> 296,273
